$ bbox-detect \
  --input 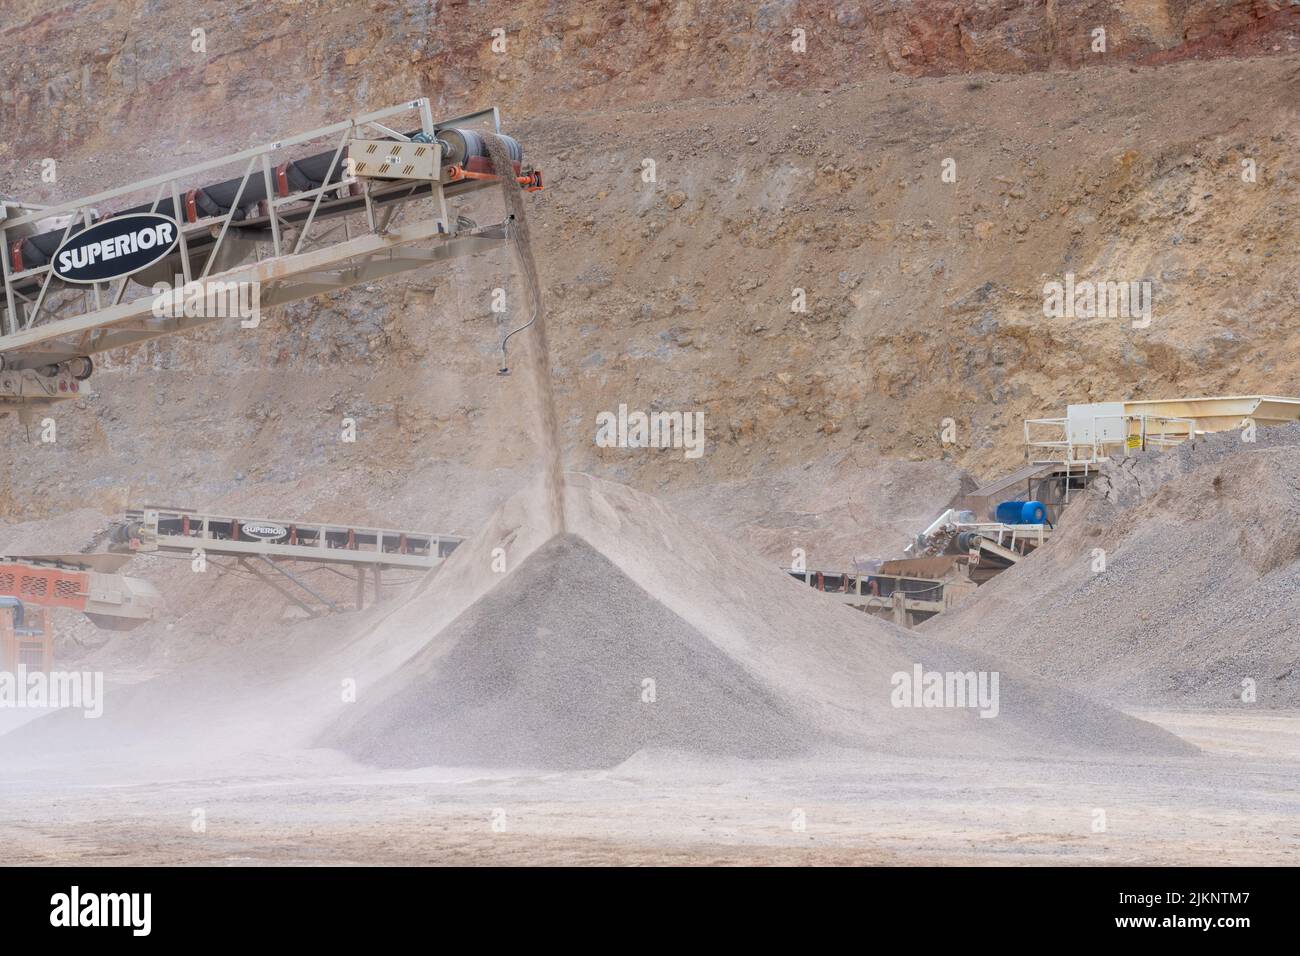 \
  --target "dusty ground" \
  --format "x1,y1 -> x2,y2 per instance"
0,710 -> 1295,866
